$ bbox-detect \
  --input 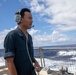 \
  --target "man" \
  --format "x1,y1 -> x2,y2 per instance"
4,8 -> 41,75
